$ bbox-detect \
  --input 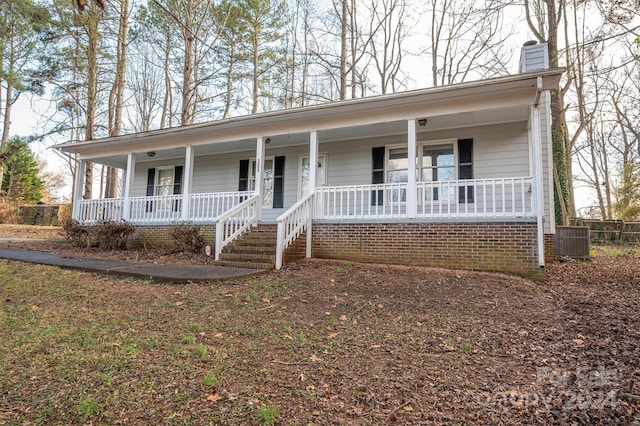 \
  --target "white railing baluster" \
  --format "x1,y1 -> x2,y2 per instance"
276,193 -> 314,269
214,194 -> 259,260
